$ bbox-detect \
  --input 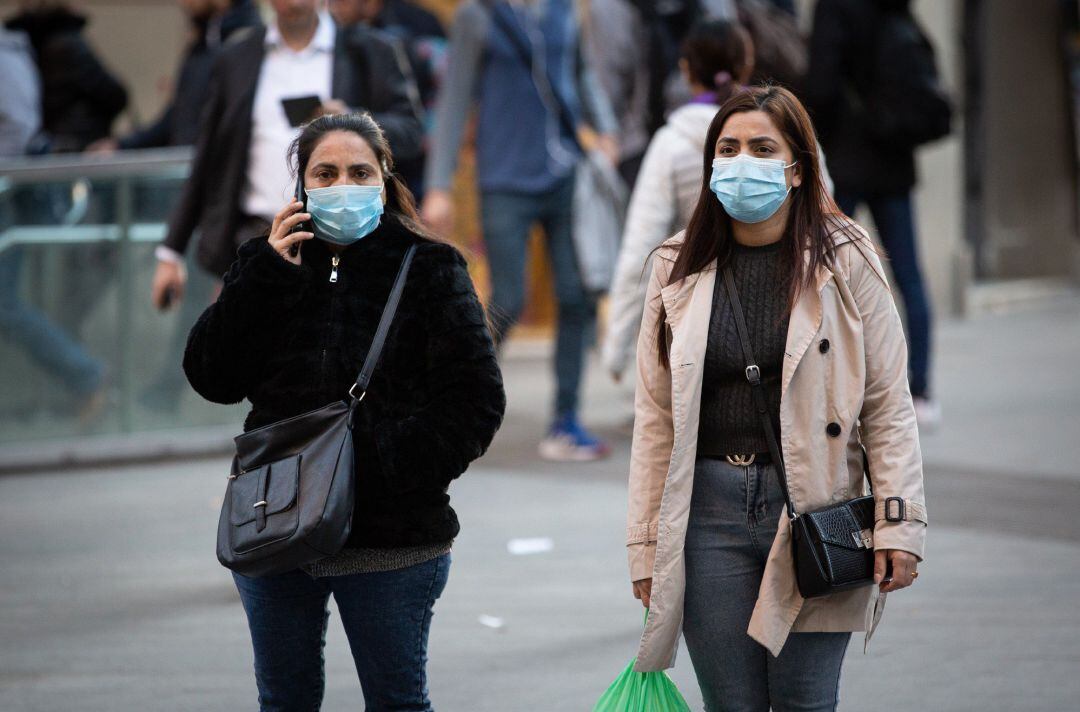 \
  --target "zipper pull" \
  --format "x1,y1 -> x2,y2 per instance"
329,255 -> 340,283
